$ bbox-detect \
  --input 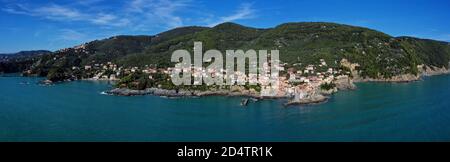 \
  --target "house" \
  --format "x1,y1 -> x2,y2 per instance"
306,65 -> 315,71
327,68 -> 333,74
320,59 -> 327,66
